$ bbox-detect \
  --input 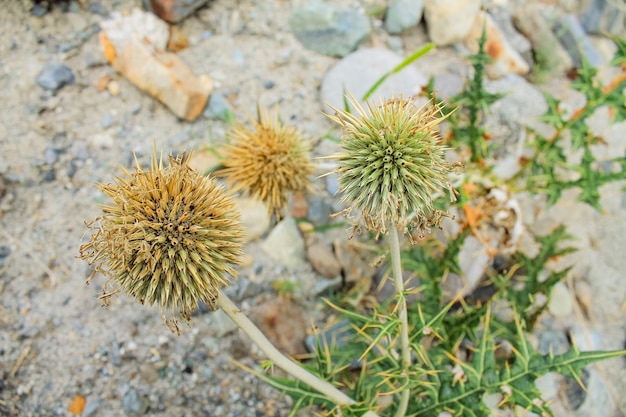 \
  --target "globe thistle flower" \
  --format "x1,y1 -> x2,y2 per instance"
217,107 -> 314,218
326,94 -> 458,239
79,151 -> 243,331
